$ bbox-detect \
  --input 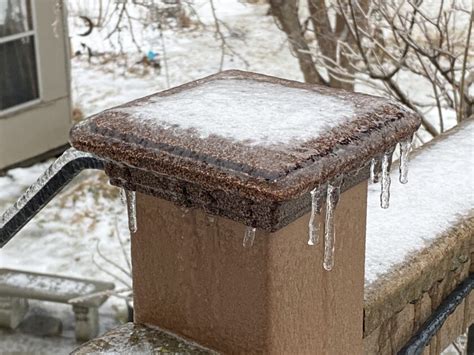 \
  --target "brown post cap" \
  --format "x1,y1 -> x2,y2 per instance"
70,70 -> 421,231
